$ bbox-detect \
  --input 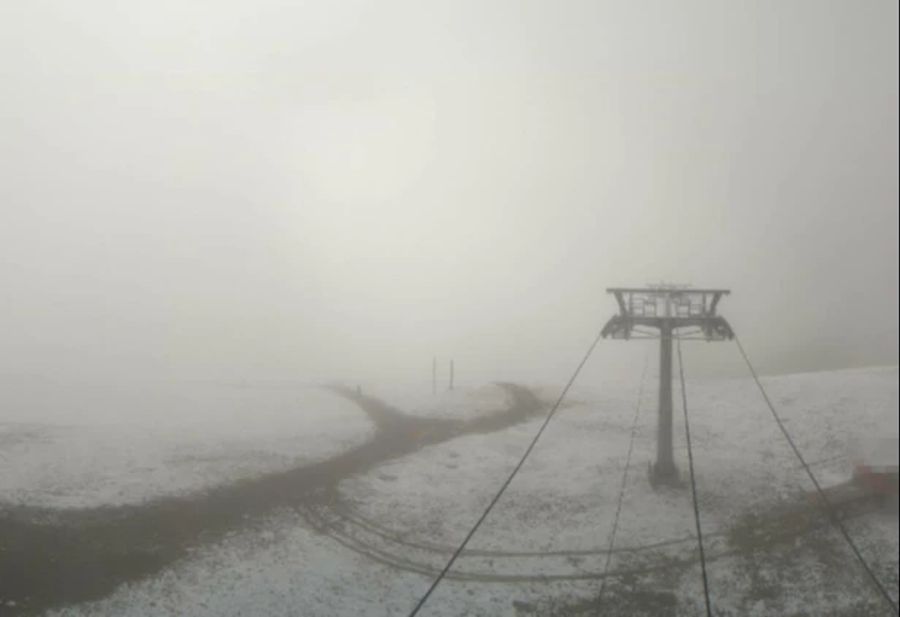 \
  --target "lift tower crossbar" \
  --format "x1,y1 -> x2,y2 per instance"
602,285 -> 734,485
